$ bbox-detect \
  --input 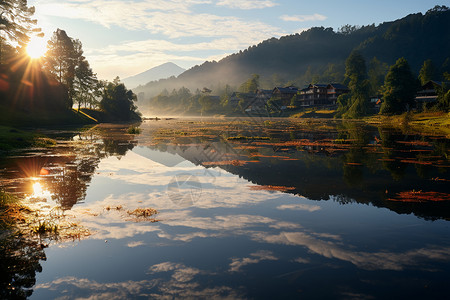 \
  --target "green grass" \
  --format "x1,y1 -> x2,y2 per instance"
127,125 -> 141,134
0,105 -> 97,128
31,219 -> 58,234
0,190 -> 18,208
0,125 -> 56,152
290,109 -> 336,119
365,112 -> 450,135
